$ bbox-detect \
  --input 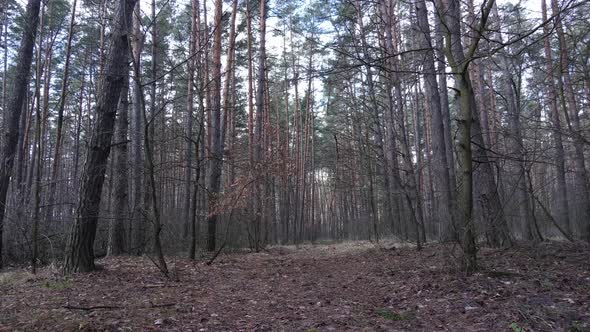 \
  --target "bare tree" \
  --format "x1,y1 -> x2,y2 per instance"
437,0 -> 498,272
